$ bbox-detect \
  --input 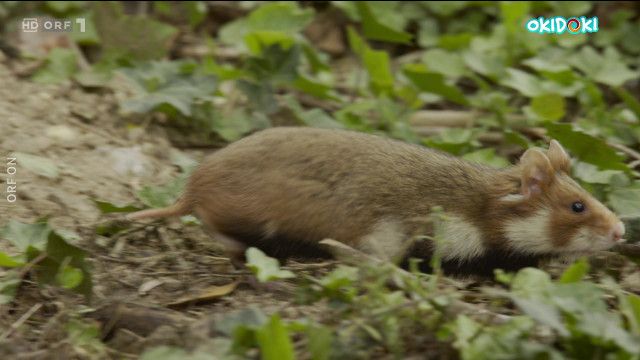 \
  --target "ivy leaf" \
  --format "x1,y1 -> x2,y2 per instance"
559,258 -> 590,284
12,152 -> 60,179
0,271 -> 21,305
500,68 -> 544,97
219,2 -> 313,47
119,61 -> 217,117
93,2 -> 178,61
347,28 -> 394,94
45,231 -> 92,298
0,220 -> 50,252
0,252 -> 24,268
56,264 -> 84,289
284,96 -> 344,129
573,162 -> 623,185
545,123 -> 628,171
608,187 -> 640,219
569,47 -> 638,87
136,174 -> 187,208
511,297 -> 569,337
31,48 -> 77,84
403,64 -> 469,105
355,2 -> 412,44
246,248 -> 295,283
255,314 -> 295,360
422,49 -> 467,79
530,93 -> 566,122
306,325 -> 333,360
462,148 -> 510,169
